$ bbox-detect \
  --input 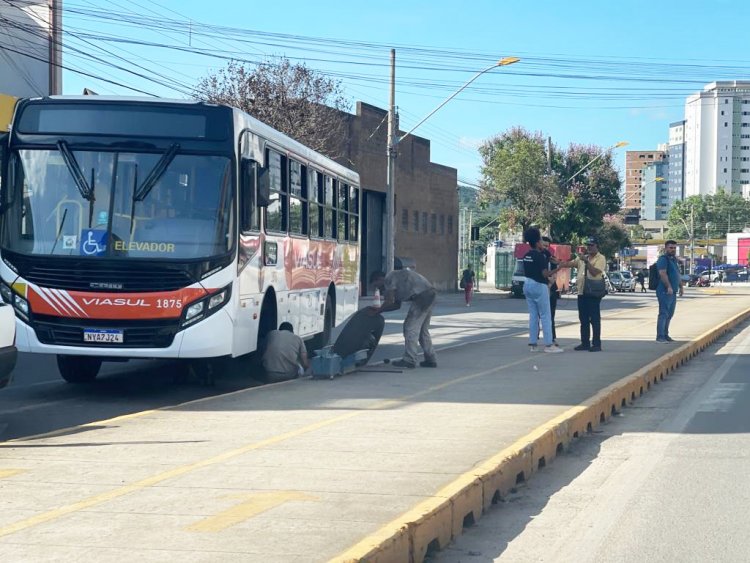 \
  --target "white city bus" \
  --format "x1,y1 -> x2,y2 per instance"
0,96 -> 360,382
